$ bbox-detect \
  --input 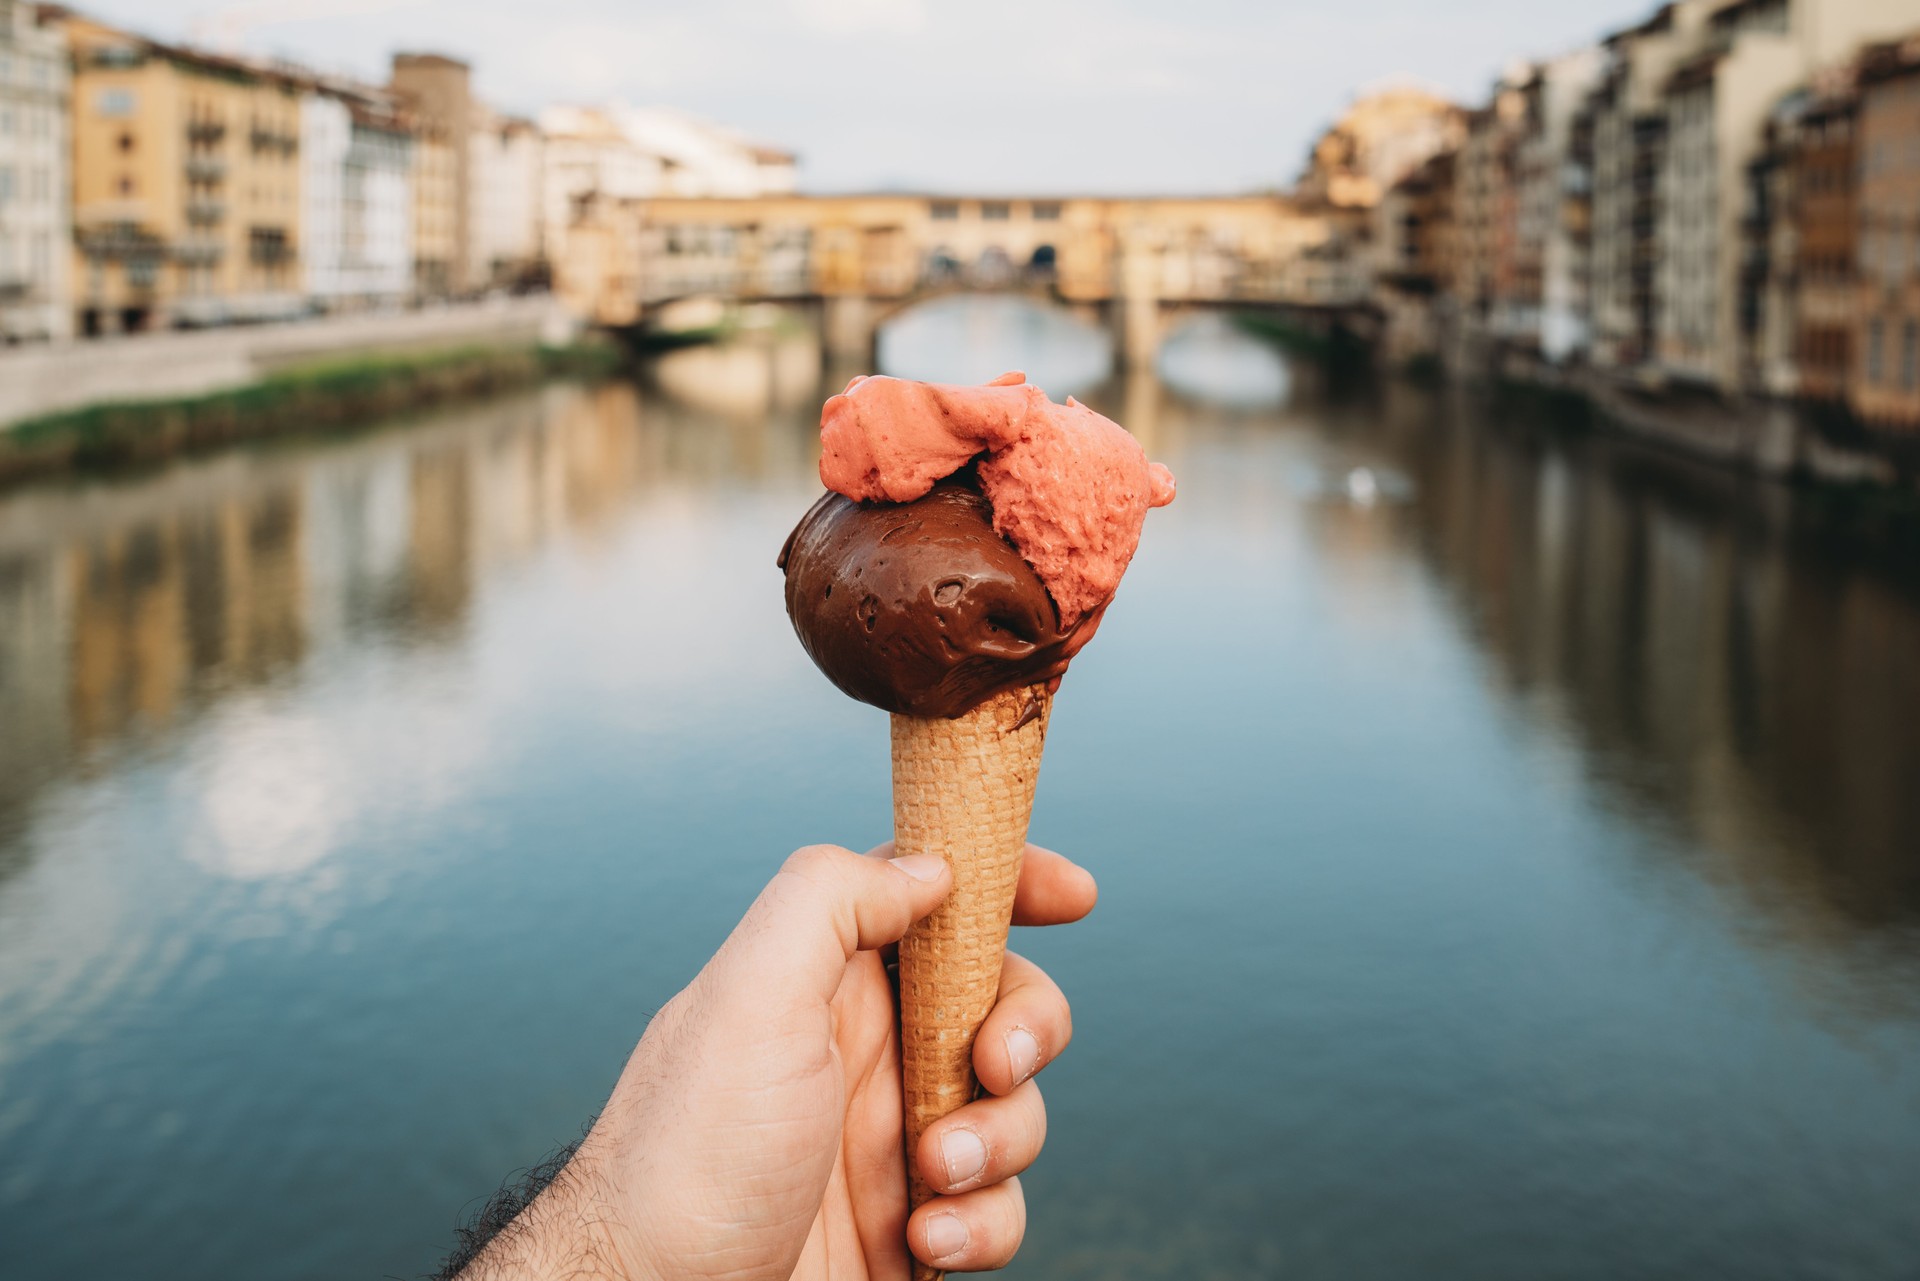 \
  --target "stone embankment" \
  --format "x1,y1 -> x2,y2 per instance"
0,297 -> 576,427
0,299 -> 615,485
